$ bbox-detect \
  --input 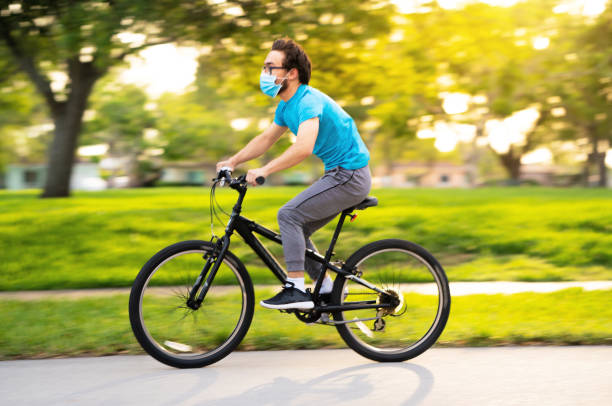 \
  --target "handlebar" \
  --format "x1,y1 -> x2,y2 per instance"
215,168 -> 265,187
